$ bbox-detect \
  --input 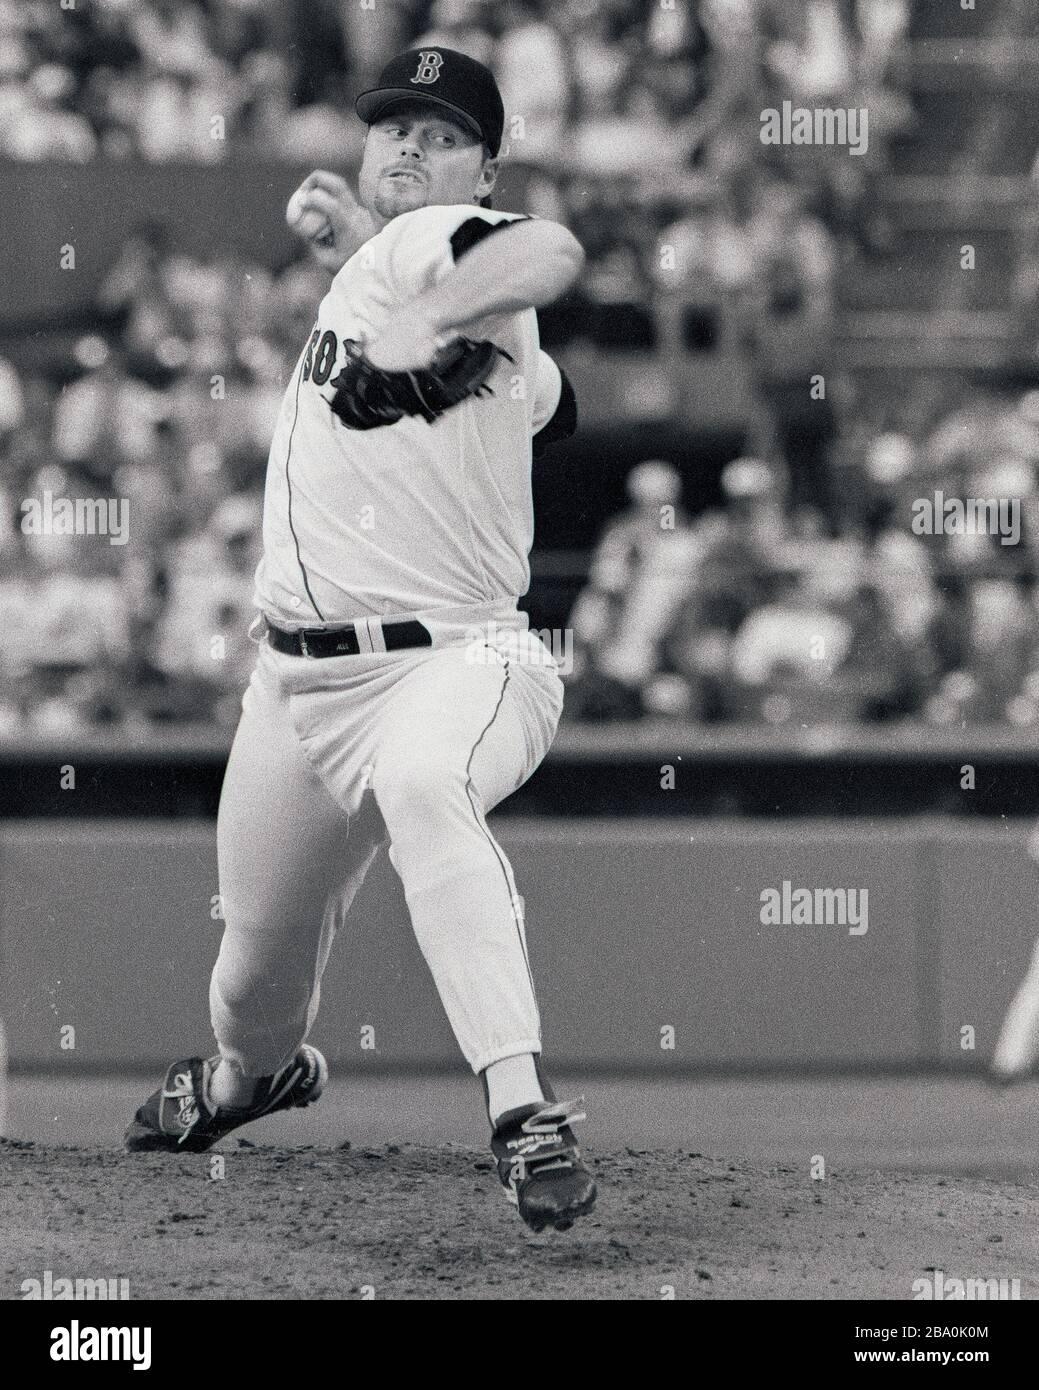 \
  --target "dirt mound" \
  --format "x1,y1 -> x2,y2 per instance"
2,1139 -> 1037,1300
